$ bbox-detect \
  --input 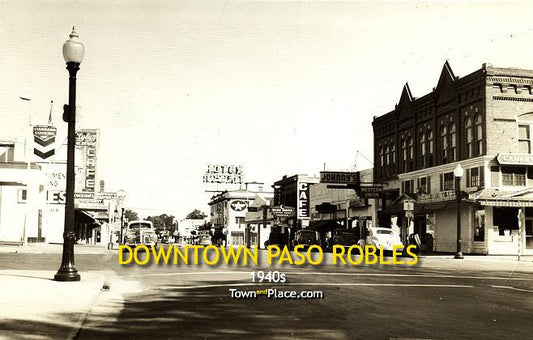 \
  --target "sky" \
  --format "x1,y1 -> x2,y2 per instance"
2,1 -> 533,219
